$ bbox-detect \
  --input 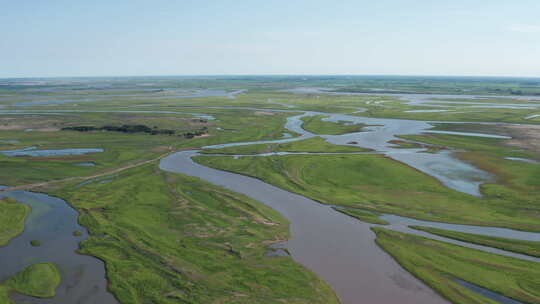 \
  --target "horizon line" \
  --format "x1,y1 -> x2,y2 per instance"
2,73 -> 540,81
